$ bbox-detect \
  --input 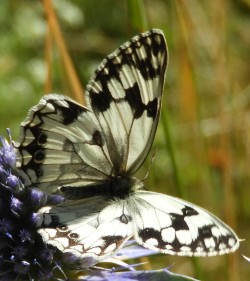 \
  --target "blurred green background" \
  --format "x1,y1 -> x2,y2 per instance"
0,0 -> 249,280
